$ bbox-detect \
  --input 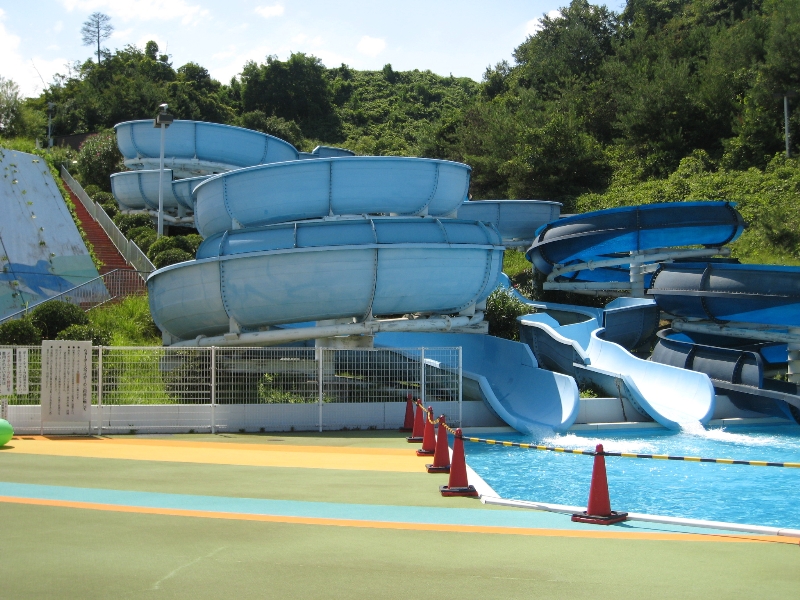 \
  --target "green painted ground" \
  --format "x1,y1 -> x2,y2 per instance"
1,432 -> 798,599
